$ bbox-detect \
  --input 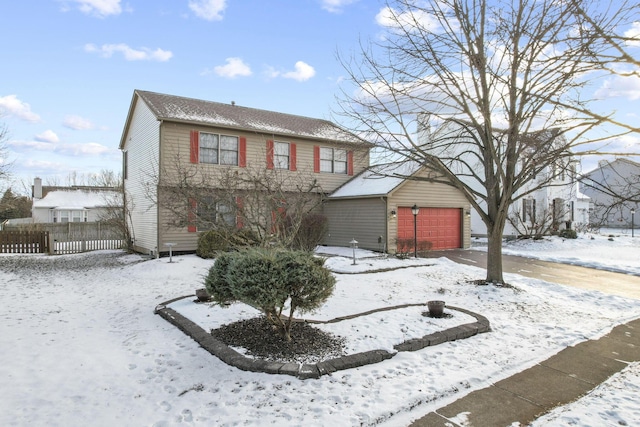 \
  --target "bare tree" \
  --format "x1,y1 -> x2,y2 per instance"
148,154 -> 325,250
335,0 -> 639,283
0,121 -> 12,184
